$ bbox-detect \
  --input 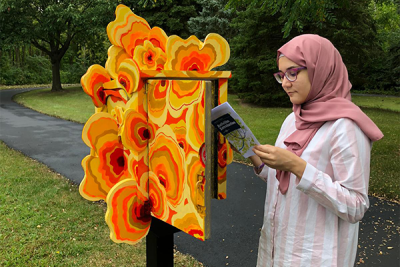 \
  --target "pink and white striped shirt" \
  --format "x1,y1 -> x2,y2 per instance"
256,112 -> 372,267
